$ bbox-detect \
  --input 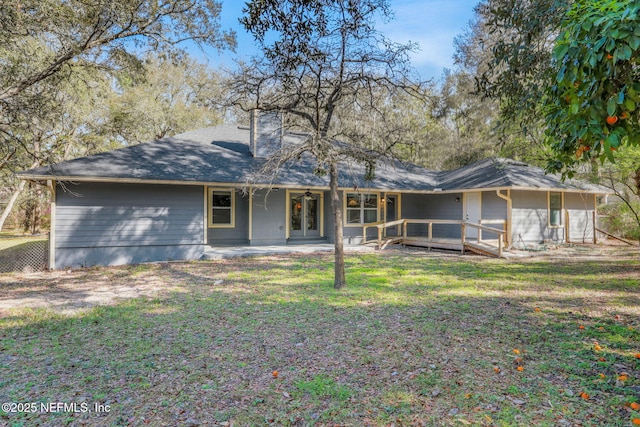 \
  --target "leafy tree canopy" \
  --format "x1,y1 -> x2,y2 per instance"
0,0 -> 235,102
545,0 -> 640,175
